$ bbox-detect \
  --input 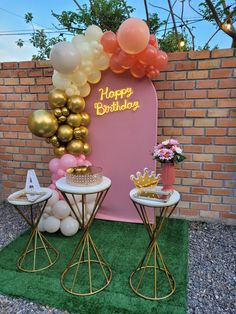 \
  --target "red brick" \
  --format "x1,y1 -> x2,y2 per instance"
213,172 -> 233,180
206,128 -> 226,136
195,118 -> 215,127
217,118 -> 236,127
192,187 -> 210,194
193,154 -> 213,162
174,119 -> 193,127
186,90 -> 207,98
176,61 -> 197,70
214,155 -> 235,163
6,94 -> 22,101
215,137 -> 236,145
187,70 -> 208,79
221,58 -> 236,68
195,99 -> 216,107
155,81 -> 173,90
208,109 -> 229,117
211,204 -> 231,212
163,128 -> 182,136
189,50 -> 210,59
184,145 -> 203,153
173,100 -> 193,108
208,89 -> 230,98
36,77 -> 52,85
184,128 -> 204,135
158,100 -> 173,108
179,209 -> 200,217
200,210 -> 220,220
218,99 -> 236,108
198,59 -> 220,69
184,162 -> 201,170
186,109 -> 206,117
182,194 -> 201,202
210,69 -> 232,78
211,49 -> 234,58
2,62 -> 18,69
166,72 -> 186,80
228,128 -> 236,135
19,61 -> 35,68
205,146 -> 226,153
20,78 -> 35,85
196,80 -> 218,89
28,69 -> 43,77
14,86 -> 30,93
191,203 -> 209,210
202,195 -> 221,203
175,81 -> 195,89
165,91 -> 185,99
193,136 -> 212,144
203,163 -> 222,171
219,79 -> 236,89
192,171 -> 211,179
165,109 -> 185,117
167,51 -> 188,61
221,212 -> 236,219
212,188 -> 232,196
182,178 -> 201,186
